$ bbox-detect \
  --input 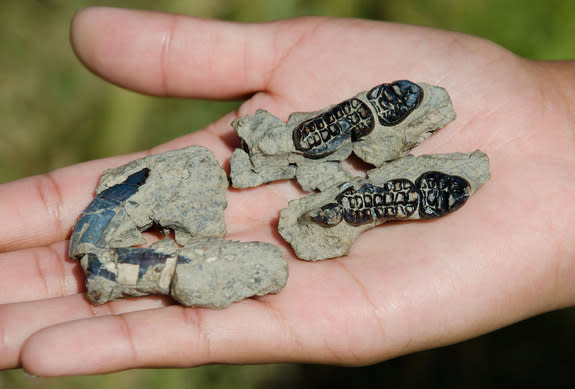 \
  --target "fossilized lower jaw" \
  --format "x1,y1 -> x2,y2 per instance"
229,80 -> 455,192
292,80 -> 425,160
279,151 -> 490,261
